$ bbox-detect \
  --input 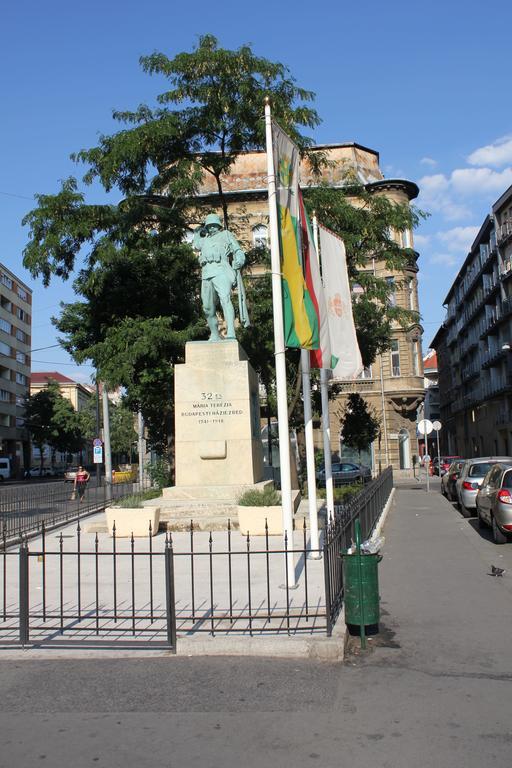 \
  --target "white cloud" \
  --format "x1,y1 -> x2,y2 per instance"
430,252 -> 459,267
417,174 -> 472,221
467,135 -> 512,168
451,166 -> 512,195
420,157 -> 437,167
413,233 -> 431,248
437,226 -> 480,252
